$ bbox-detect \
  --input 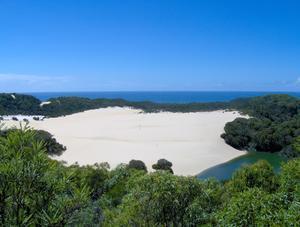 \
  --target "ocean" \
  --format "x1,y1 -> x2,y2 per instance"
27,91 -> 300,103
